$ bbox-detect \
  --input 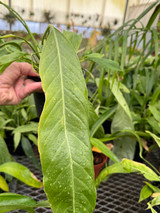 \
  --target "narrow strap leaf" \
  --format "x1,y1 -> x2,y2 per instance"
90,137 -> 119,163
90,106 -> 117,138
120,30 -> 128,71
